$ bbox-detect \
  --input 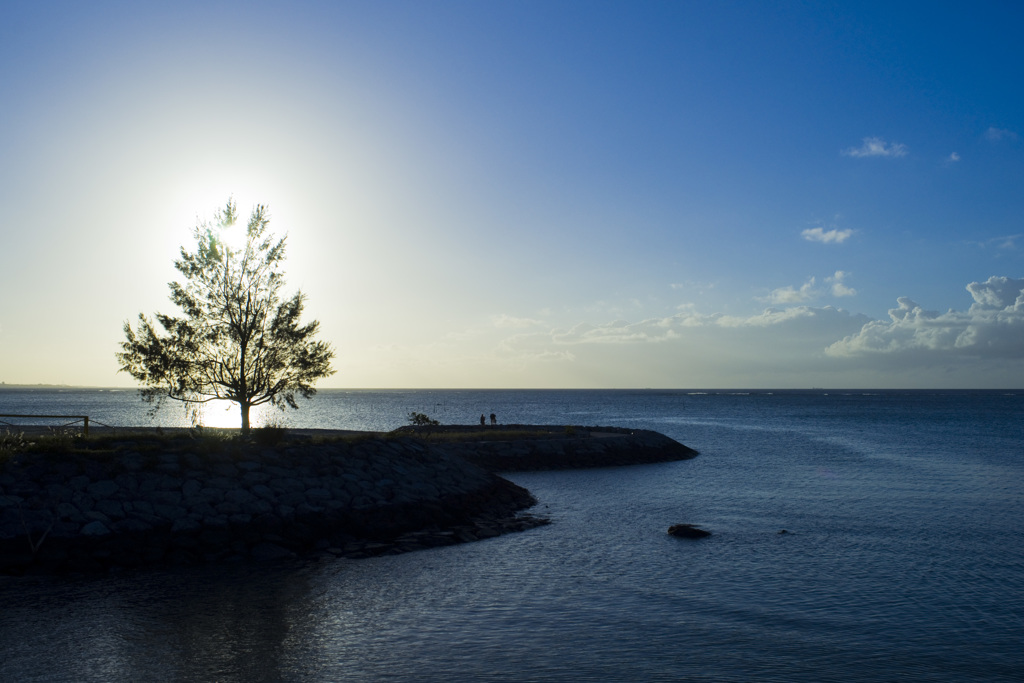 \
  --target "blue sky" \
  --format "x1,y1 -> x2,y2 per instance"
1,0 -> 1022,388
